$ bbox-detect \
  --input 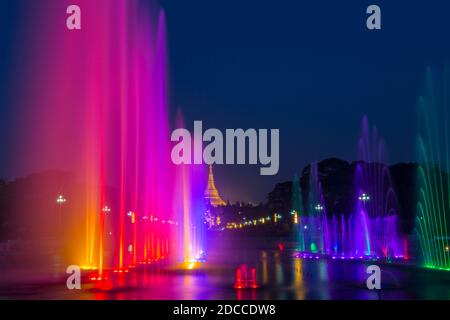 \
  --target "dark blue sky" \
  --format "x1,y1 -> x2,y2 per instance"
1,1 -> 450,202
162,0 -> 450,202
